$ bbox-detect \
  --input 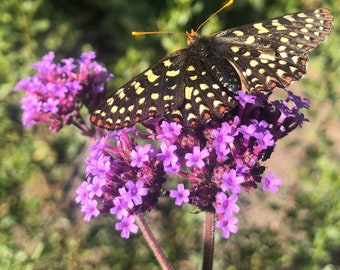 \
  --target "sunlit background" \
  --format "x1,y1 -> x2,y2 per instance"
1,0 -> 339,269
